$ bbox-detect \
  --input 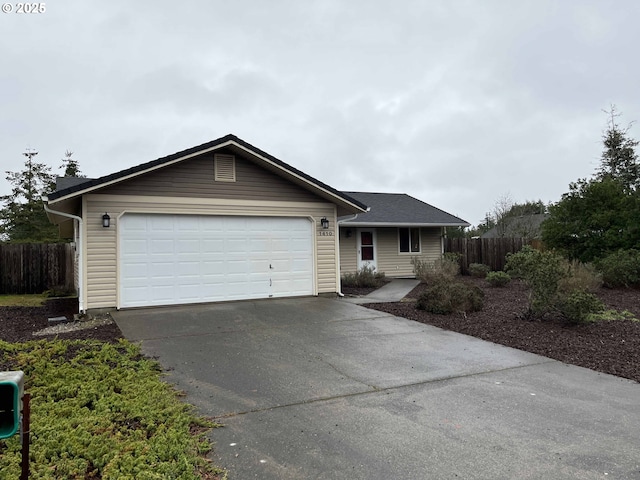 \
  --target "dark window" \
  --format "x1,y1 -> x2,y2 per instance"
399,228 -> 420,253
